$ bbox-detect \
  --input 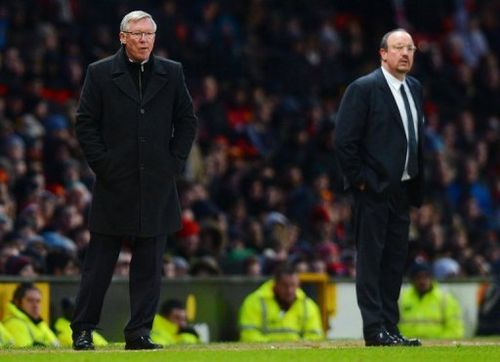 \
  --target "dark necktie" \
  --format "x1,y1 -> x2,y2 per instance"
400,84 -> 418,178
